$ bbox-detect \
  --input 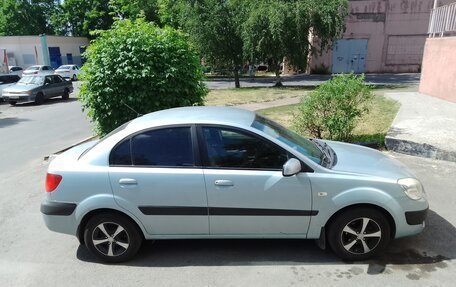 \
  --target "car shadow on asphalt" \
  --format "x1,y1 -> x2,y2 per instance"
76,210 -> 455,272
0,117 -> 30,128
